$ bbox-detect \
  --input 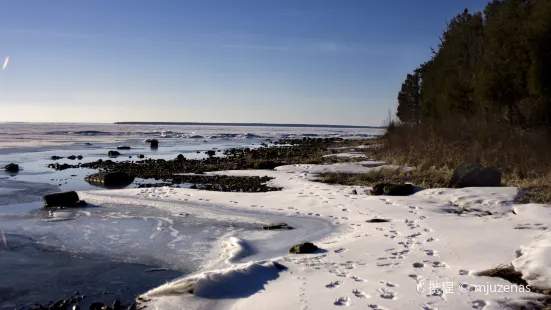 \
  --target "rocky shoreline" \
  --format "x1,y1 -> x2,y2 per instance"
75,138 -> 361,192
